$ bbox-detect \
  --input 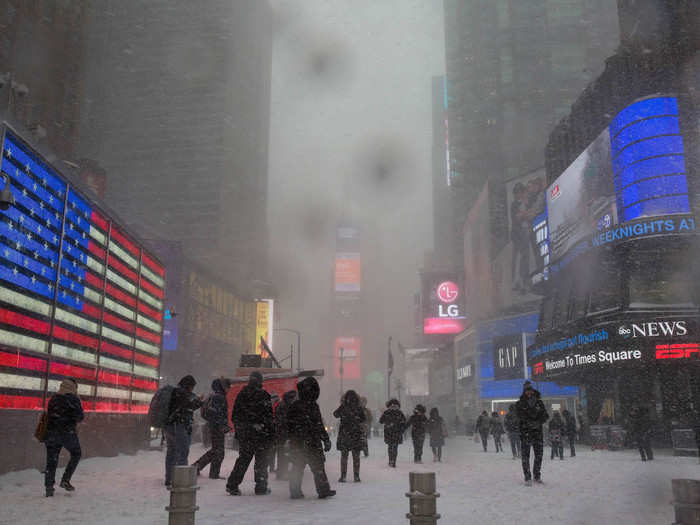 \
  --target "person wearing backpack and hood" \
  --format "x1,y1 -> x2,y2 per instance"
44,378 -> 84,497
287,377 -> 335,499
516,380 -> 549,485
275,389 -> 297,480
333,389 -> 366,482
406,404 -> 428,463
192,377 -> 231,479
379,398 -> 406,468
427,407 -> 445,462
165,375 -> 203,488
474,410 -> 491,452
490,411 -> 505,453
504,404 -> 521,459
